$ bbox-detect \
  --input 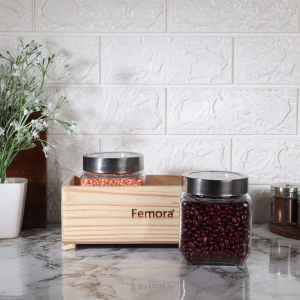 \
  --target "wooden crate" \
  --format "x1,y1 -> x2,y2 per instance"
61,175 -> 182,250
